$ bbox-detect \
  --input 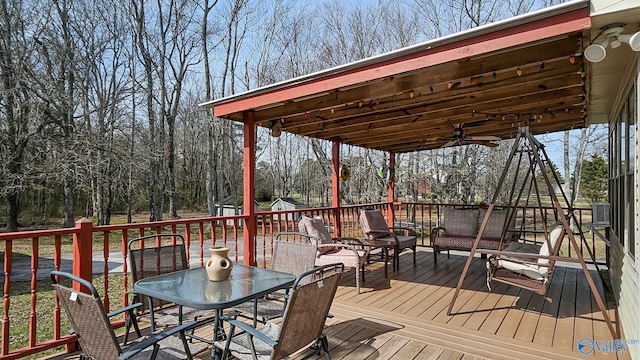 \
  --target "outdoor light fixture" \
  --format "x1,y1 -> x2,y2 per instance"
584,23 -> 640,63
269,119 -> 283,137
